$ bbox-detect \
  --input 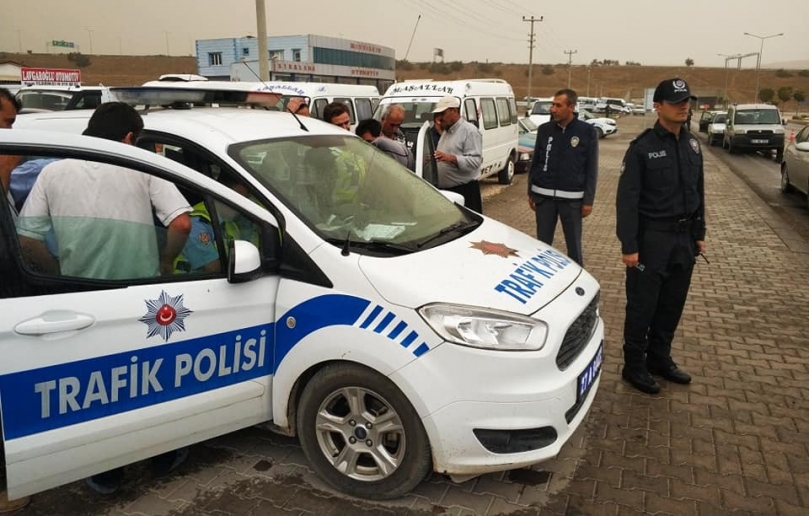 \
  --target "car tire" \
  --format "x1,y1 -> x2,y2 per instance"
595,127 -> 605,139
780,164 -> 794,193
296,363 -> 431,500
498,155 -> 515,185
